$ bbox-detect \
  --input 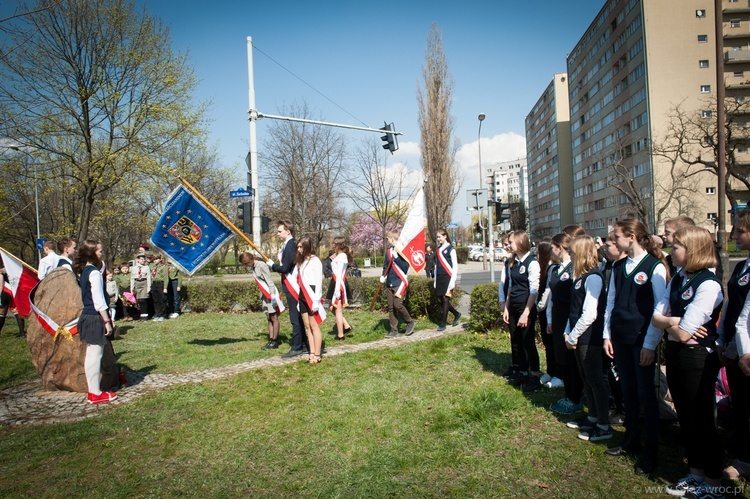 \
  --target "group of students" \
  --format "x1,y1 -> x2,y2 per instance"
498,216 -> 750,499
